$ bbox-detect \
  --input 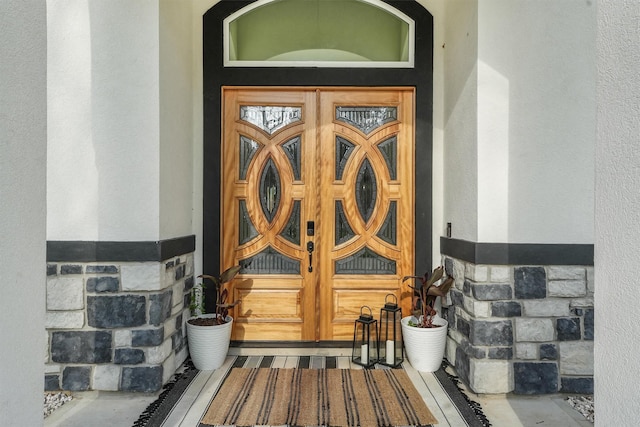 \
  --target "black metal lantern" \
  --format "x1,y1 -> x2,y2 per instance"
352,306 -> 378,368
378,294 -> 404,368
